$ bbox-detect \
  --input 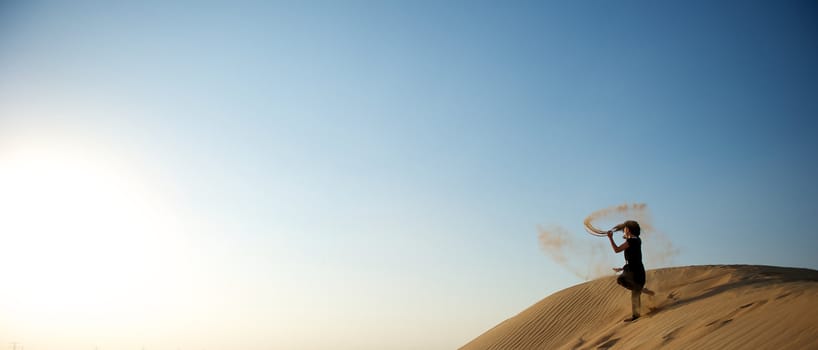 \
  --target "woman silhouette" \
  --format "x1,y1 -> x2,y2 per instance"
607,220 -> 654,321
